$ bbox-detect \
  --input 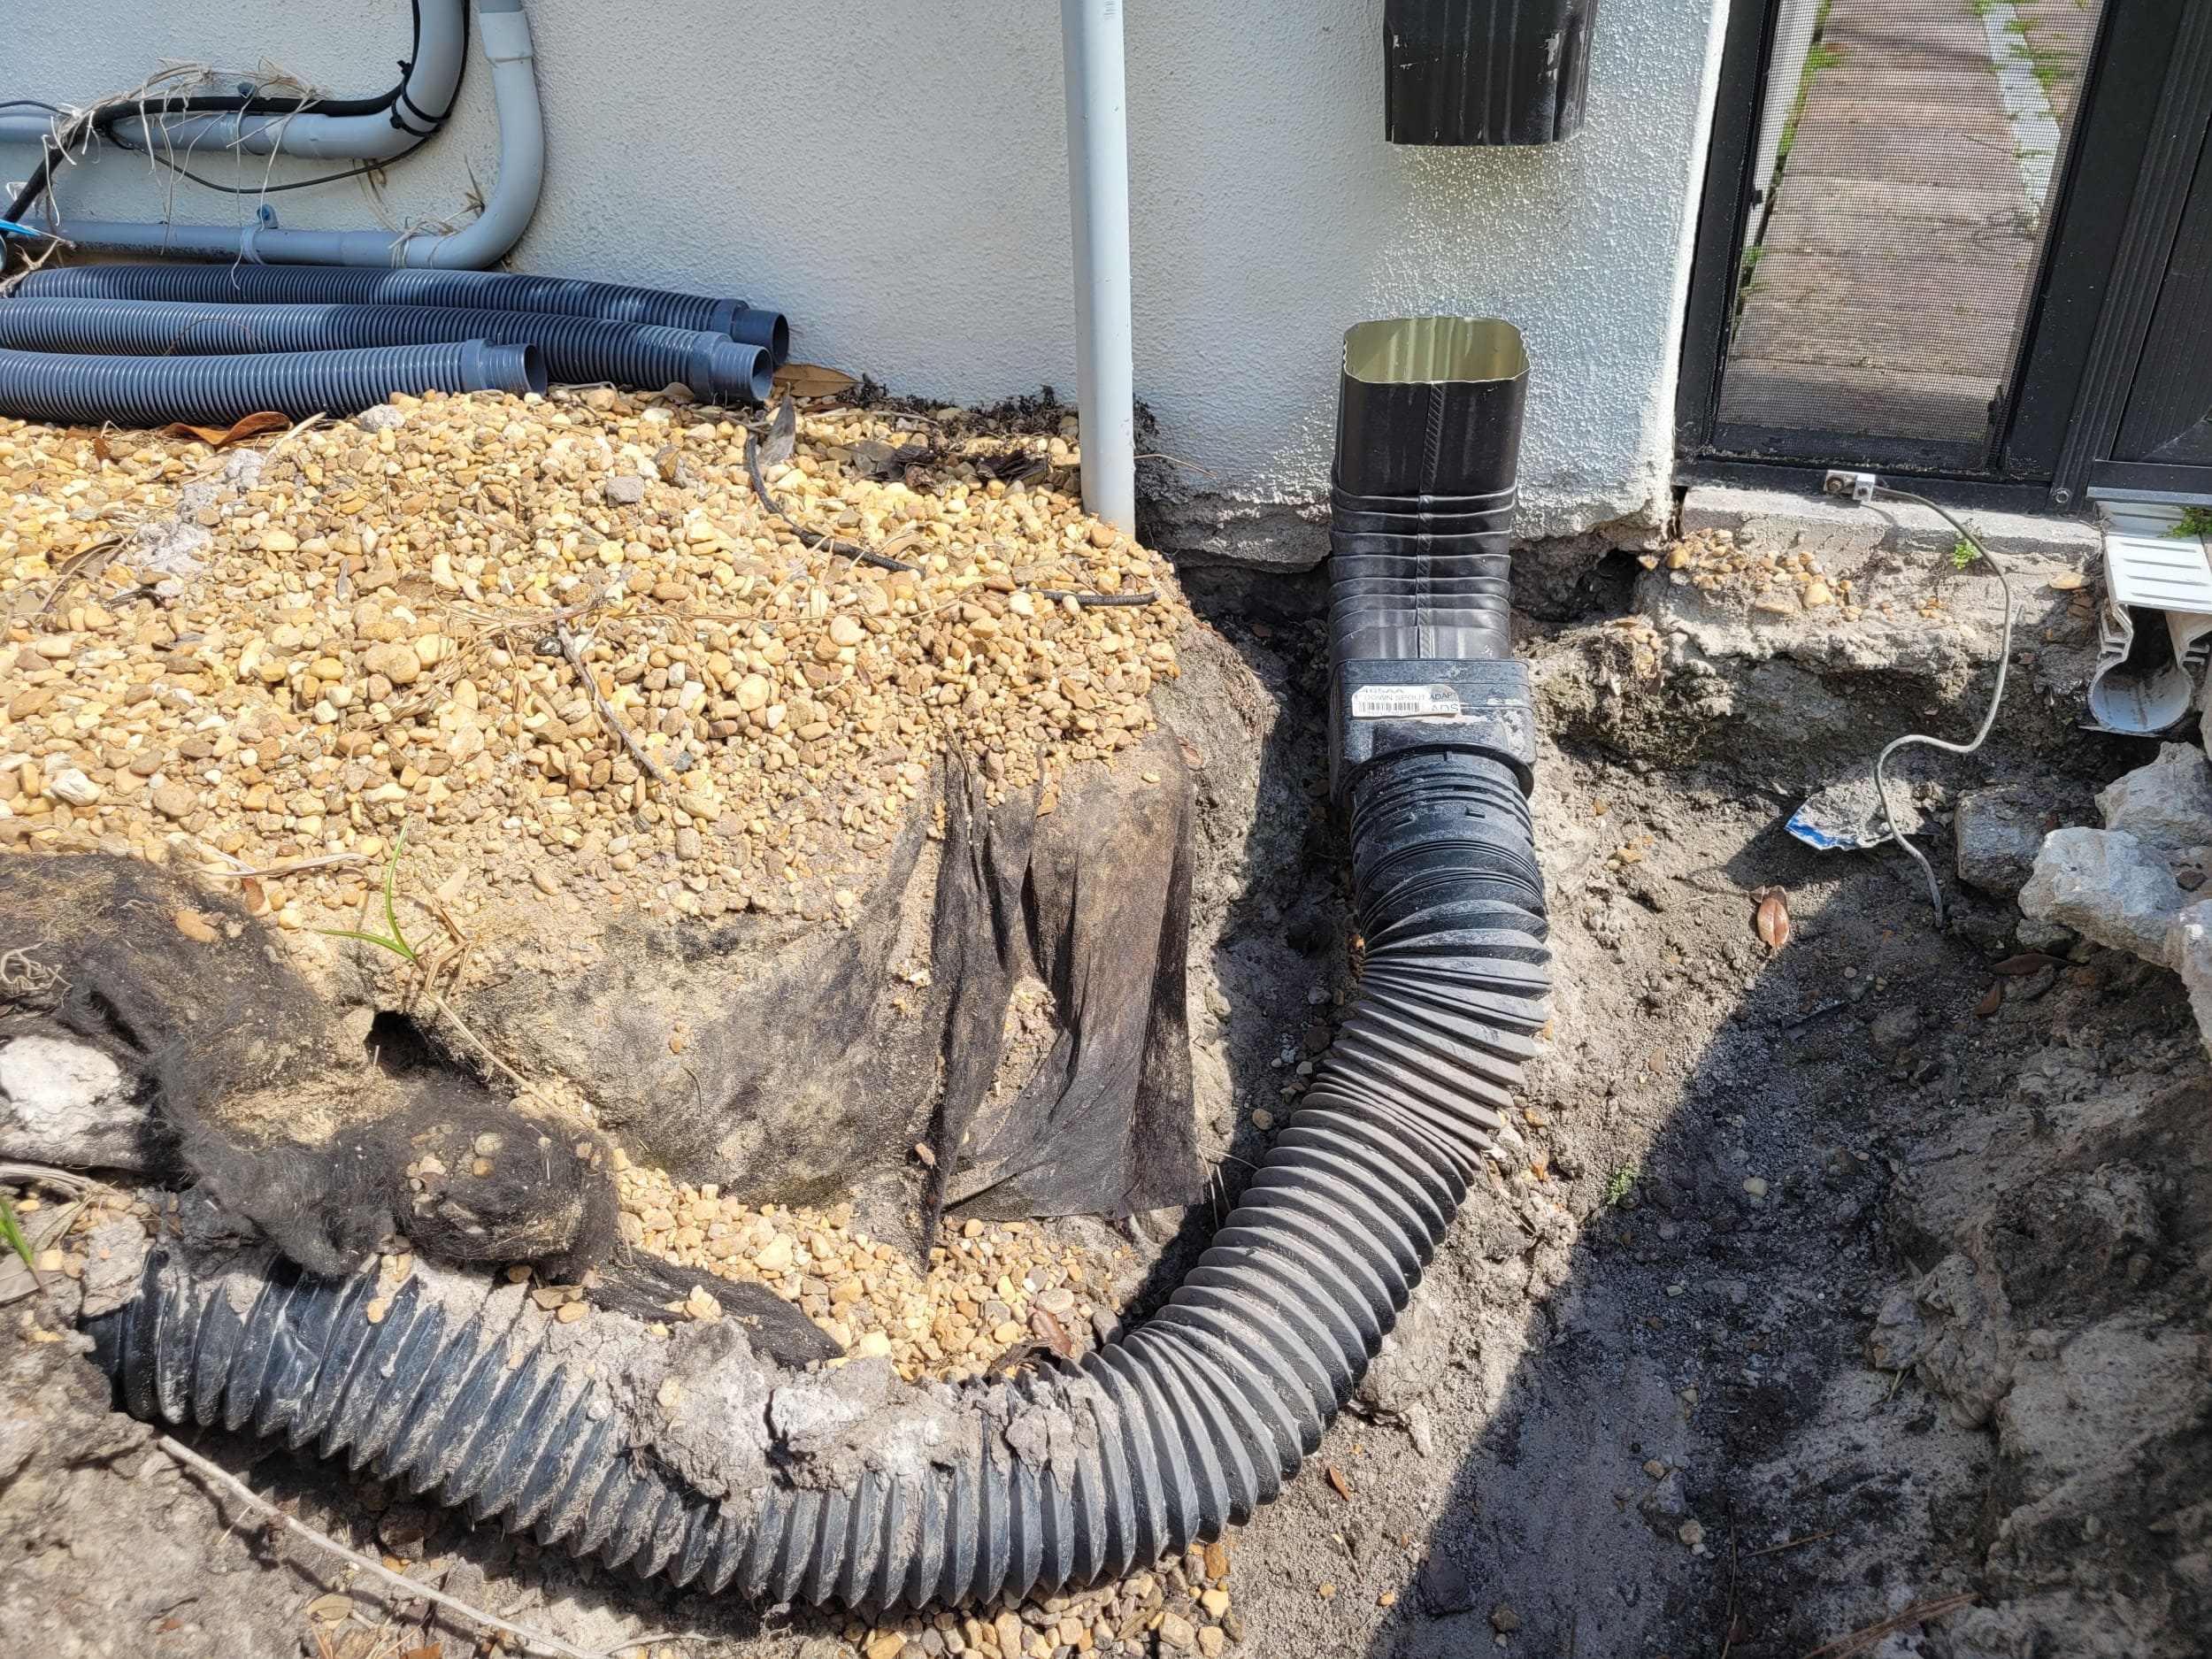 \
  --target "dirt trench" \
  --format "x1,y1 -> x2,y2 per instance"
5,541 -> 2207,1659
